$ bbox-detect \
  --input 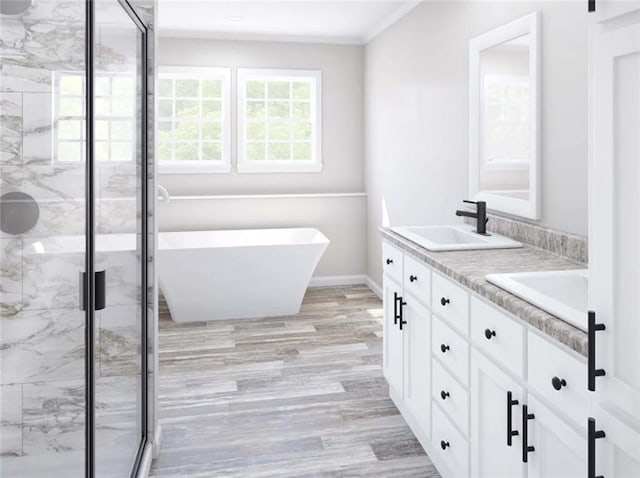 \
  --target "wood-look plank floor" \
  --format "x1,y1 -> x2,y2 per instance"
149,285 -> 440,477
